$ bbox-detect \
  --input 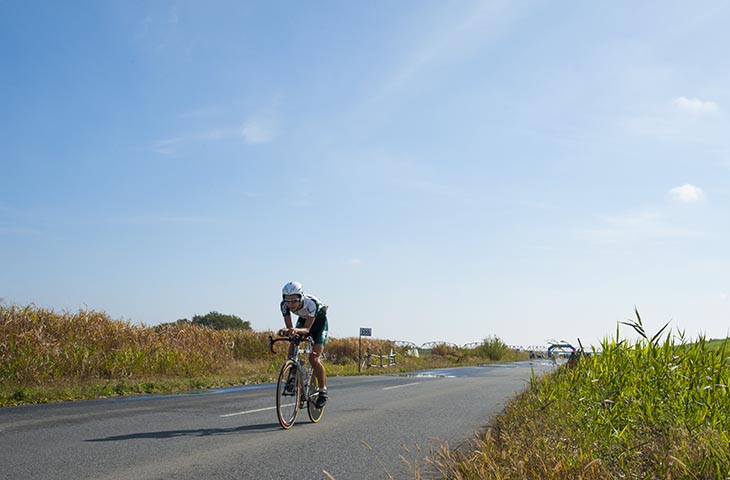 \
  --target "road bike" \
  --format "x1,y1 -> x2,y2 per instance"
268,334 -> 325,429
